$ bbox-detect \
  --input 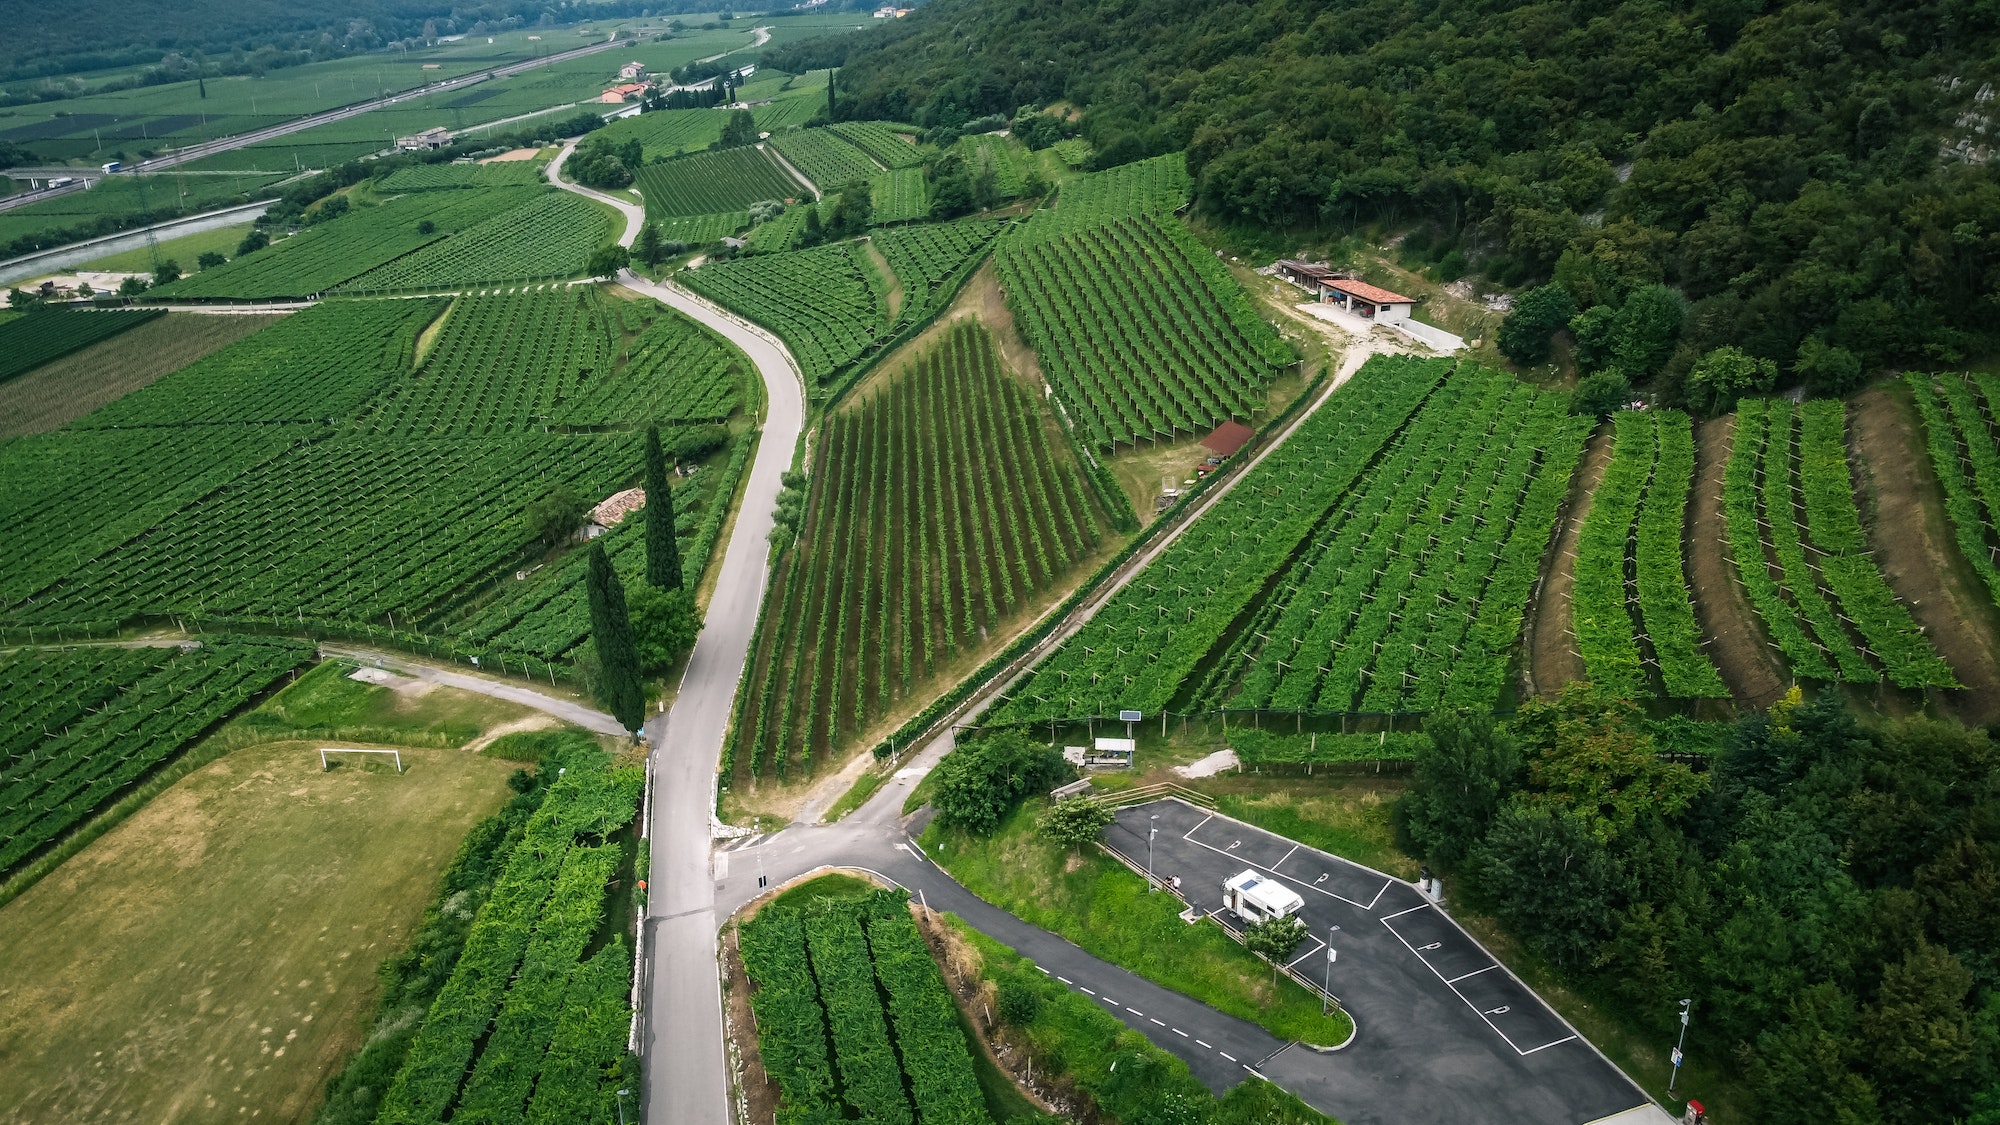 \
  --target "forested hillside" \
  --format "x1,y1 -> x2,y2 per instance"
775,0 -> 2000,377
